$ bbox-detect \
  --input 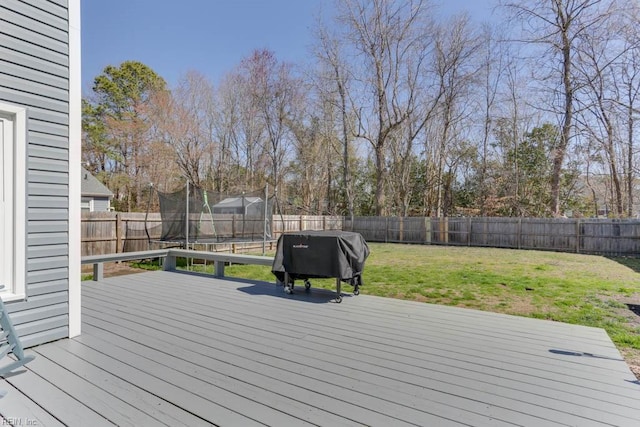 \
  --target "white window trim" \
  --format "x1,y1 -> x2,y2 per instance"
0,103 -> 27,302
68,0 -> 82,337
